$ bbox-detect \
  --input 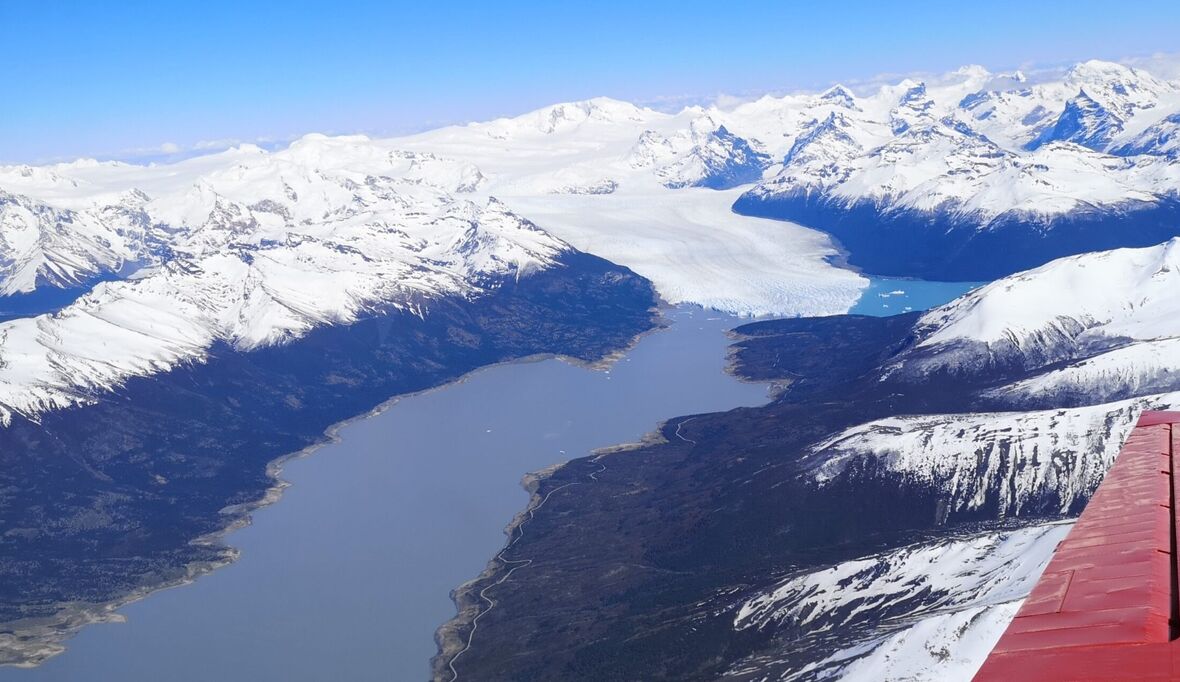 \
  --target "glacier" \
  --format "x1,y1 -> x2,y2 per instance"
428,238 -> 1180,680
3,56 -> 1180,681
